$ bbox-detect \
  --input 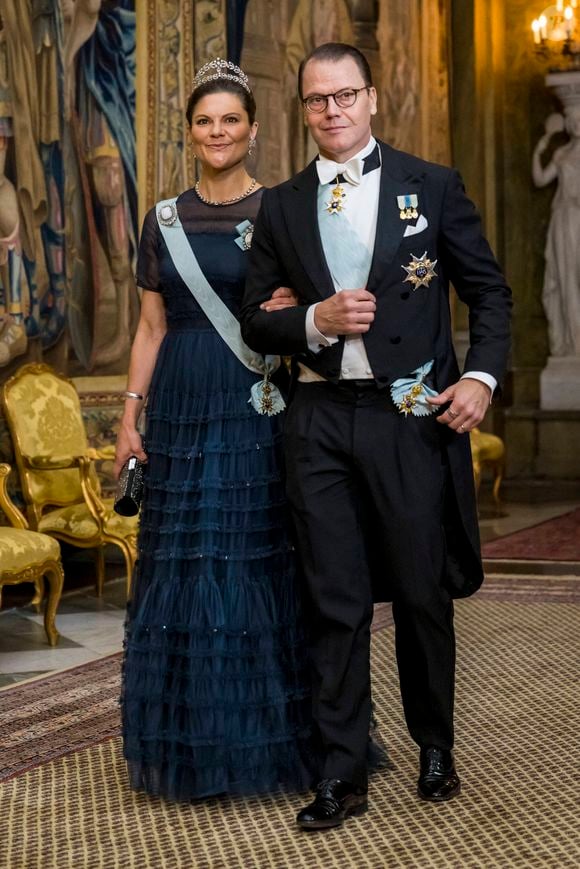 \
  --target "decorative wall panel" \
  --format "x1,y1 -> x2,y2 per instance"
376,0 -> 451,164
